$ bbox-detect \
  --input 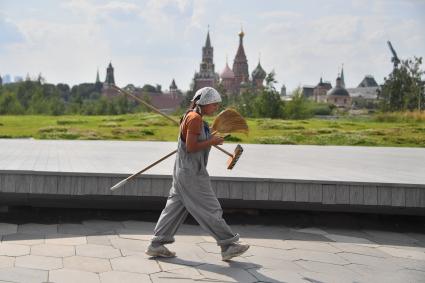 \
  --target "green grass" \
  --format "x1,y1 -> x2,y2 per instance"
1,113 -> 425,147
